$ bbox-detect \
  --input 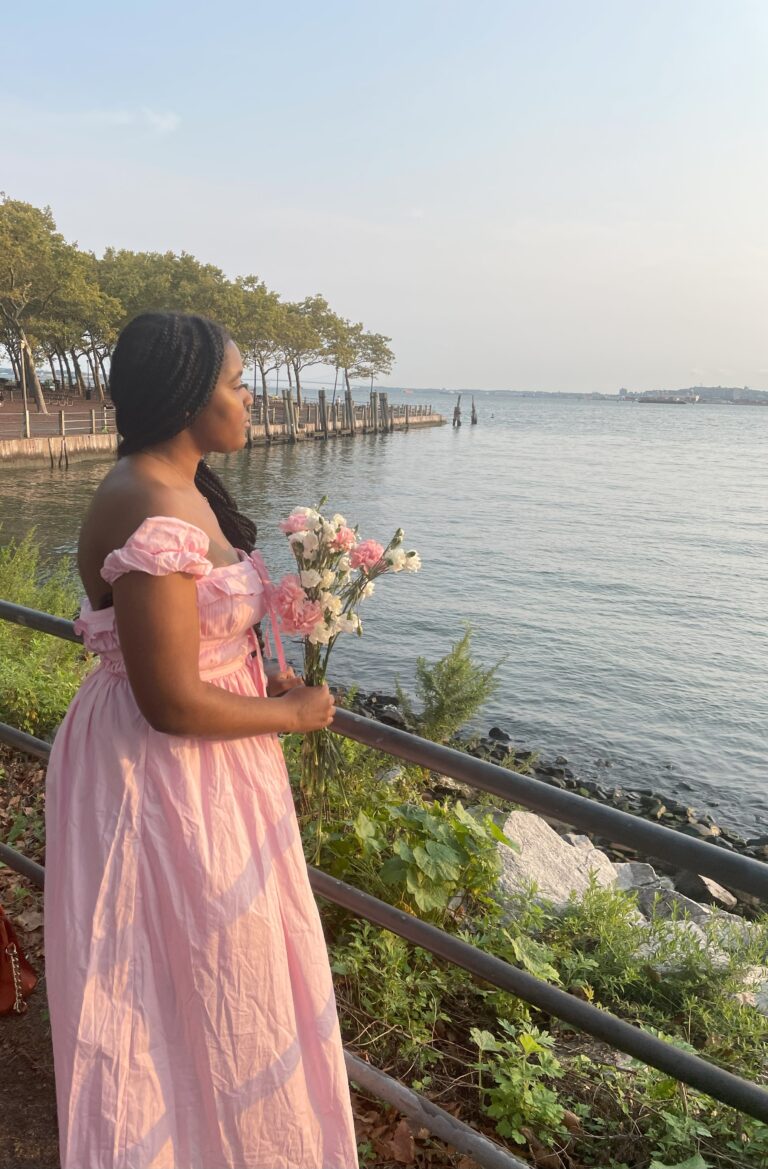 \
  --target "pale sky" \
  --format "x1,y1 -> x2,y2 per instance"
3,0 -> 768,392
